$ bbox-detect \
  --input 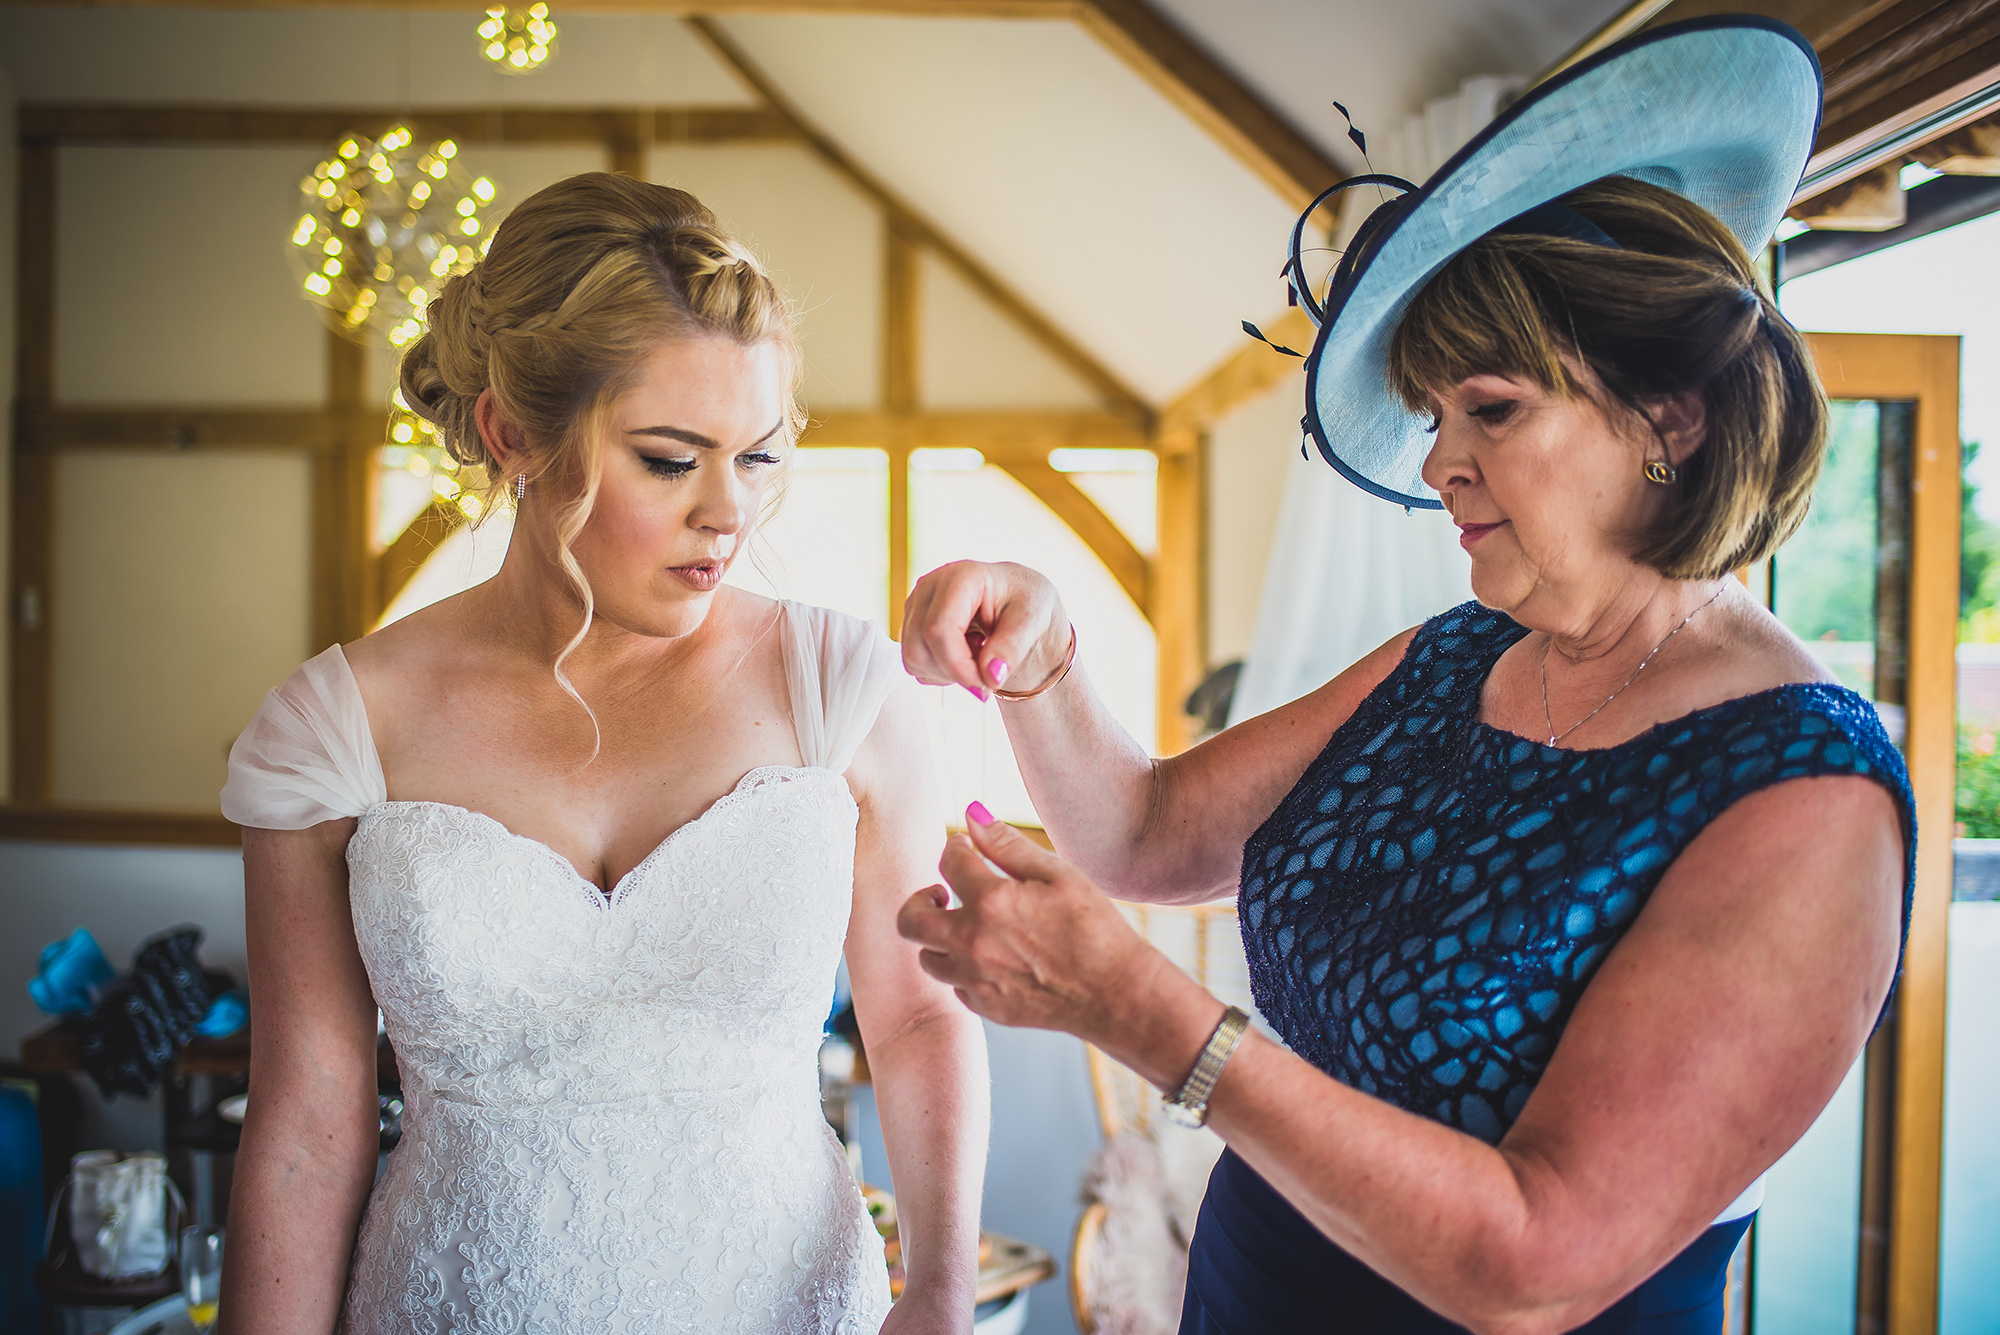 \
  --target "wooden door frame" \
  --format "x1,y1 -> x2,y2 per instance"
1802,330 -> 1957,1335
